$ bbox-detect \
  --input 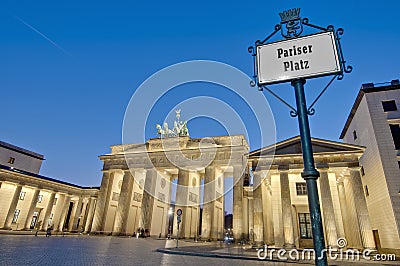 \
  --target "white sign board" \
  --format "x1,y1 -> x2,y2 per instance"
256,31 -> 341,85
